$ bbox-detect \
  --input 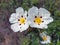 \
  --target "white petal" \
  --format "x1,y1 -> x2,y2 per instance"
39,8 -> 50,17
40,38 -> 51,44
42,17 -> 53,24
40,39 -> 51,44
16,10 -> 27,19
40,41 -> 47,44
23,11 -> 28,18
9,13 -> 18,23
11,23 -> 20,32
28,6 -> 38,18
19,23 -> 29,32
38,24 -> 48,29
16,7 -> 24,15
29,22 -> 48,29
24,11 -> 27,16
47,36 -> 51,41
